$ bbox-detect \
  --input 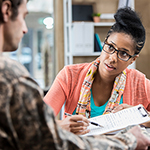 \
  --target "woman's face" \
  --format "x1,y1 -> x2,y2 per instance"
99,32 -> 138,79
